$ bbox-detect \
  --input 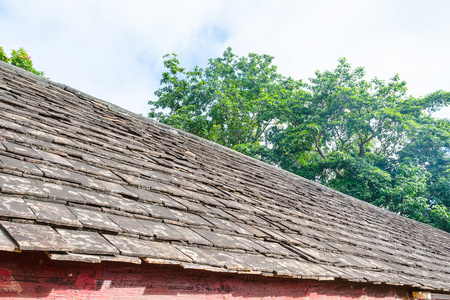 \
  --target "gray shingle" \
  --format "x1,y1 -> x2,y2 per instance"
0,155 -> 43,176
0,227 -> 17,251
33,181 -> 86,203
25,199 -> 82,227
0,196 -> 36,219
0,174 -> 46,197
1,141 -> 40,158
103,234 -> 192,262
0,221 -> 73,251
56,228 -> 120,255
68,207 -> 122,232
0,62 -> 449,291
